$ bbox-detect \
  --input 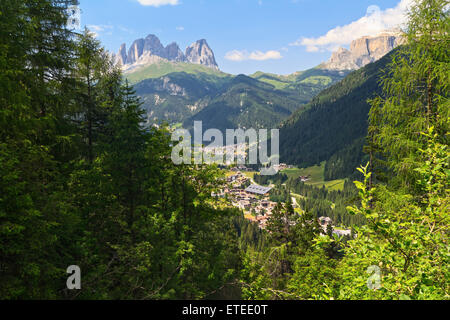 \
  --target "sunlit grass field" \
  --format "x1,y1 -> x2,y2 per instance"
222,162 -> 345,191
281,162 -> 345,191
